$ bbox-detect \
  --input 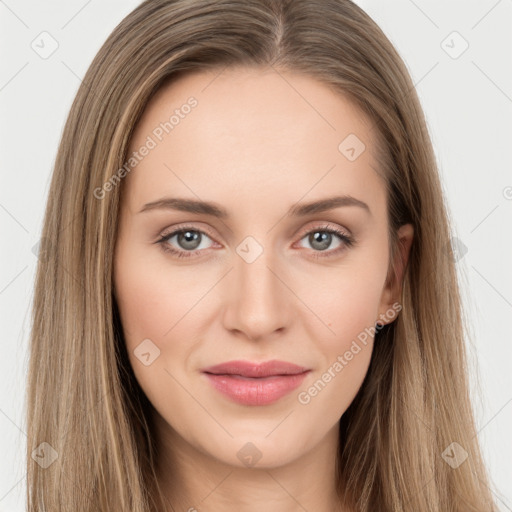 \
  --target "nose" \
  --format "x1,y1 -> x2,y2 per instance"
221,244 -> 292,341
